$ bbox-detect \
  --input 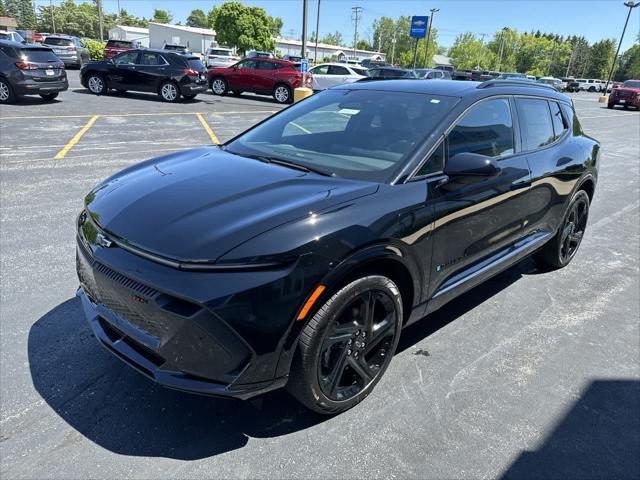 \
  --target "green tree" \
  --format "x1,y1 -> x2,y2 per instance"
152,8 -> 172,24
186,8 -> 208,28
616,43 -> 640,80
587,39 -> 615,78
320,31 -> 344,46
448,32 -> 485,69
355,39 -> 372,51
0,0 -> 5,16
18,0 -> 36,29
372,16 -> 438,67
118,8 -> 148,28
213,1 -> 275,54
4,0 -> 19,18
207,6 -> 218,29
269,16 -> 282,37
